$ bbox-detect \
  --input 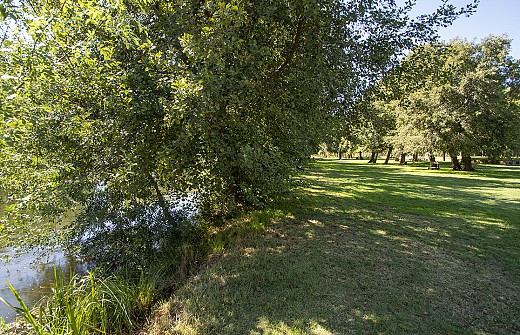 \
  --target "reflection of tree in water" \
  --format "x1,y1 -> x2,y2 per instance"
29,261 -> 68,296
67,188 -> 195,273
